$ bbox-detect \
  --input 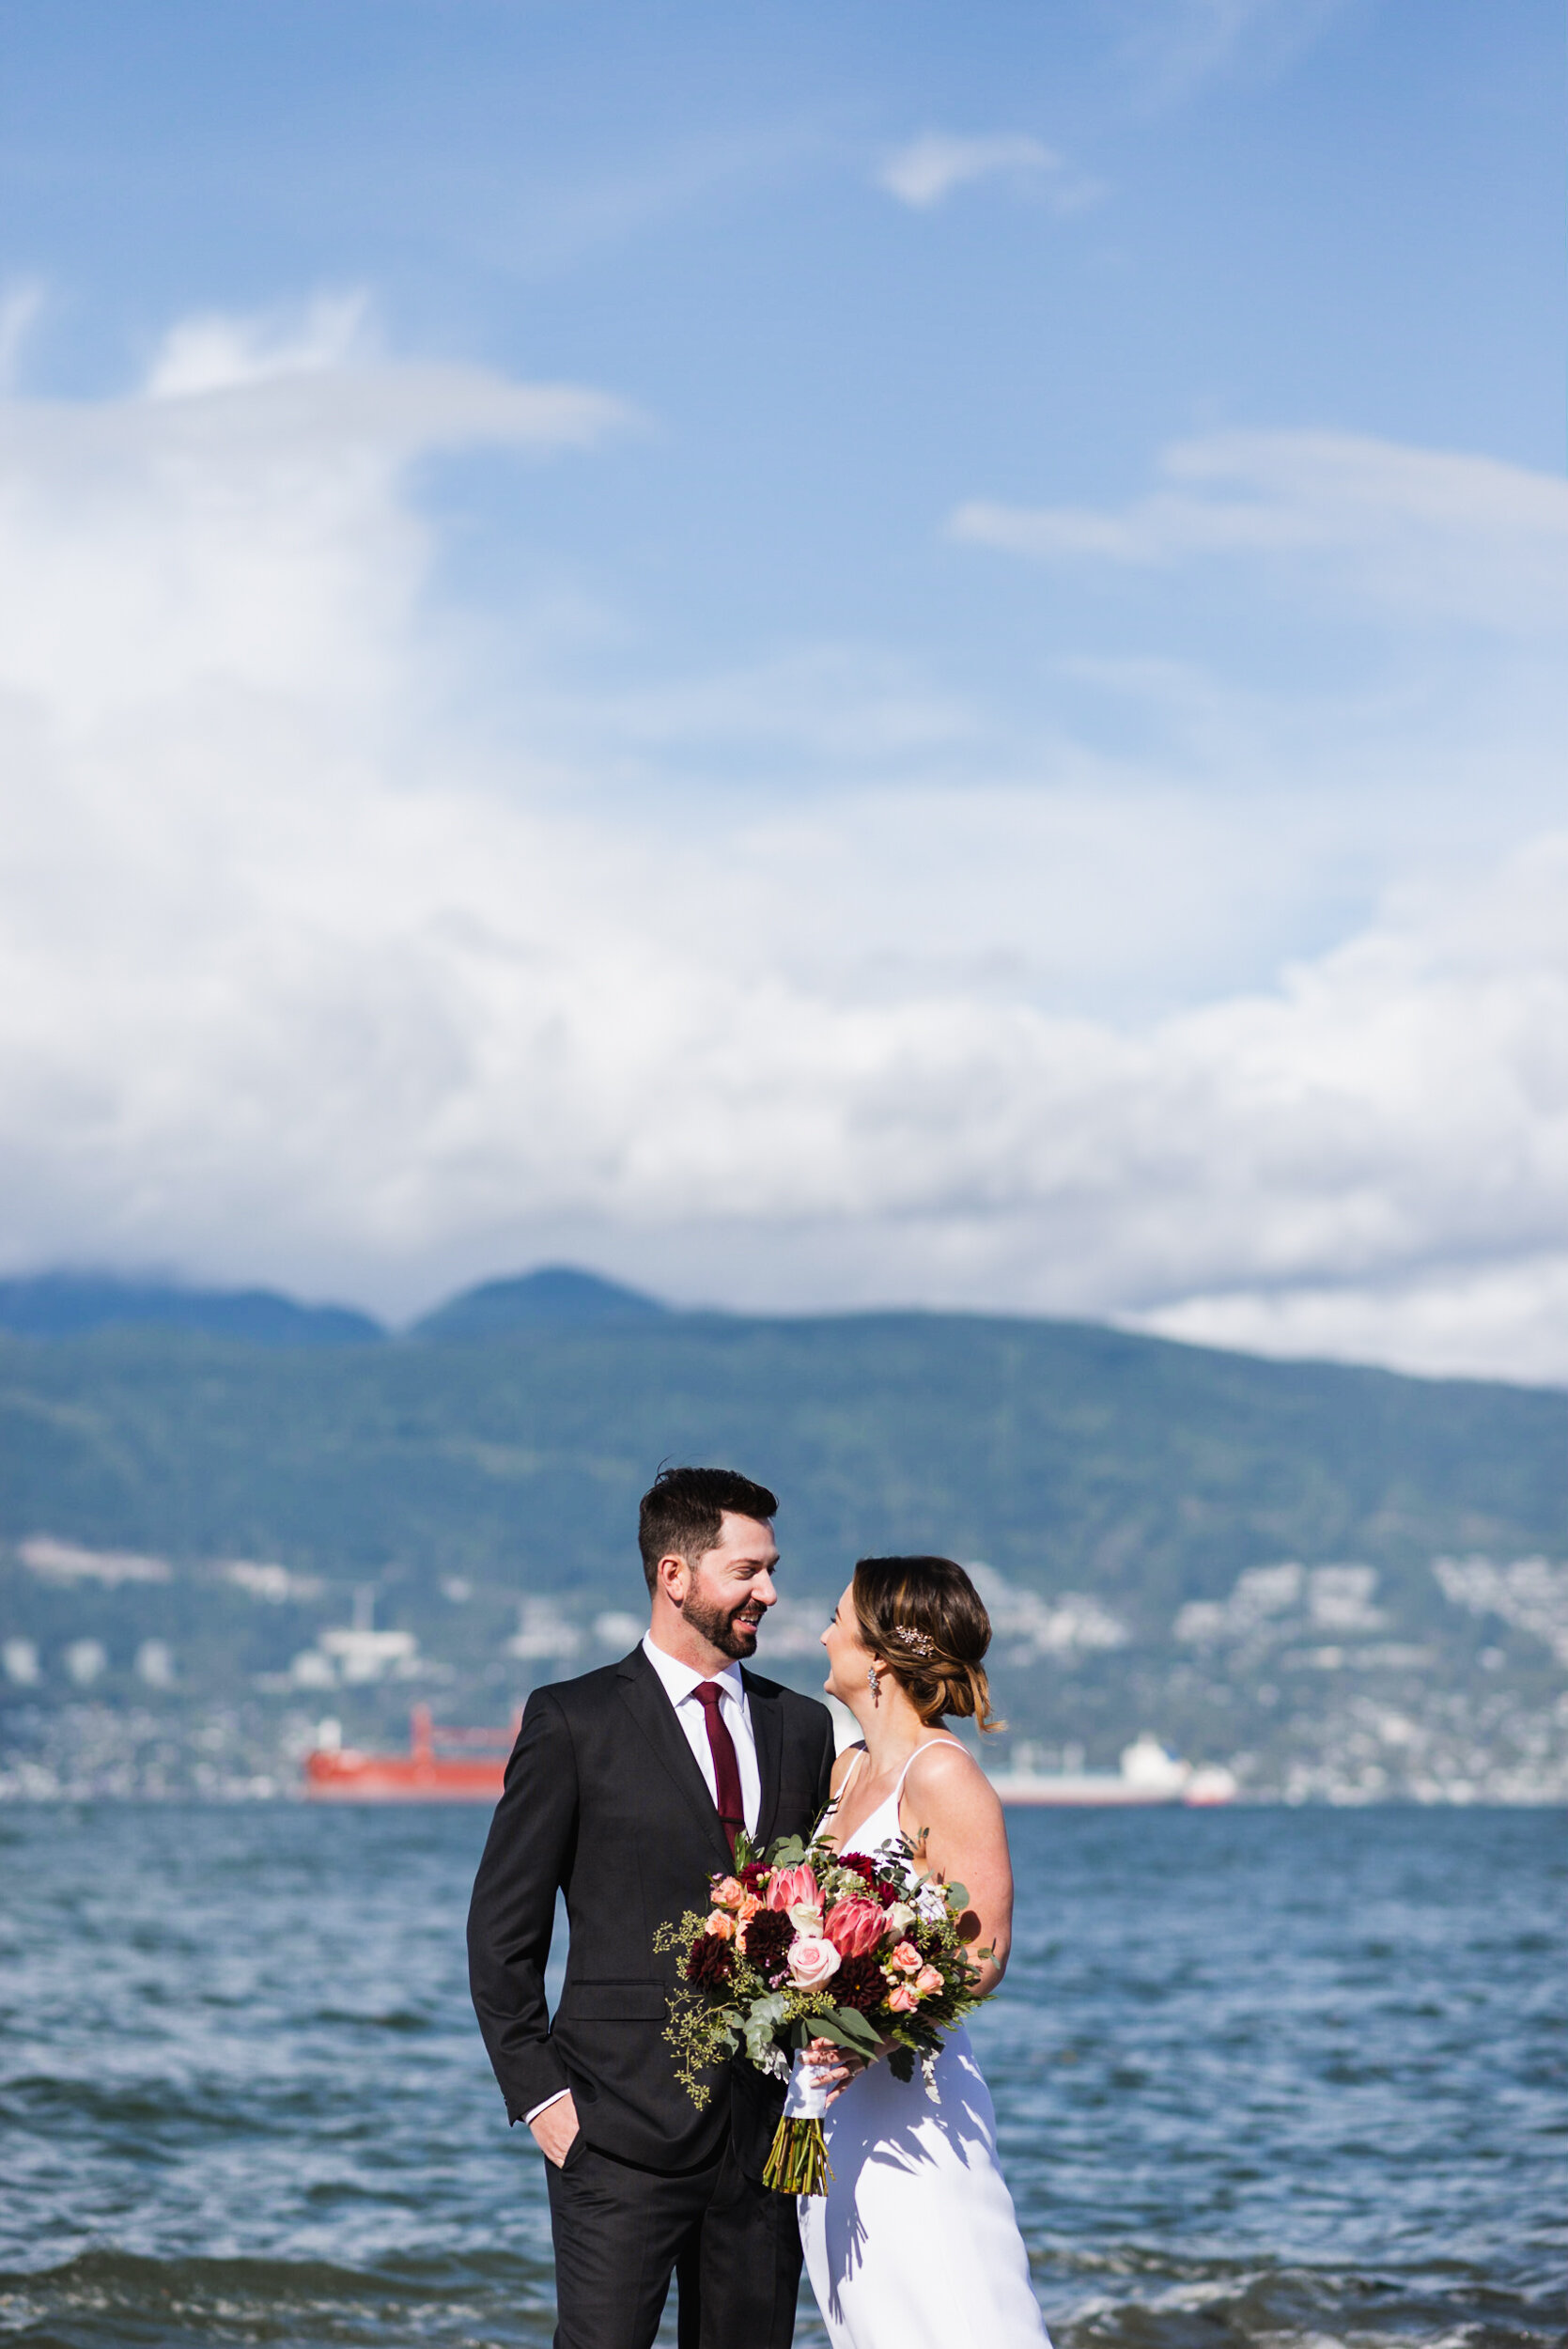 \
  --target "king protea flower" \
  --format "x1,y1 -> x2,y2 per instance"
823,1895 -> 885,1958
